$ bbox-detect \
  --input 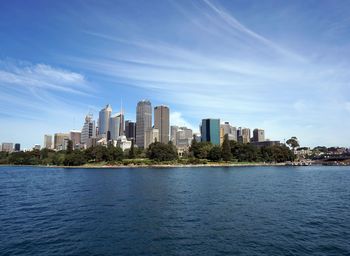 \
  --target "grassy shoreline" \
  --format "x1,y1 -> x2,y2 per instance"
0,162 -> 287,169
